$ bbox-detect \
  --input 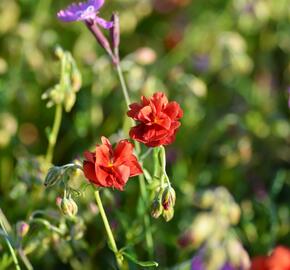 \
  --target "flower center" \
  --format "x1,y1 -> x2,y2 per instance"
77,5 -> 96,19
108,162 -> 114,168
